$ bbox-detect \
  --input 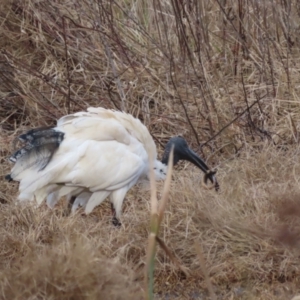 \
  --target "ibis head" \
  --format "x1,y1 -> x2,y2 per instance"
161,136 -> 219,190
